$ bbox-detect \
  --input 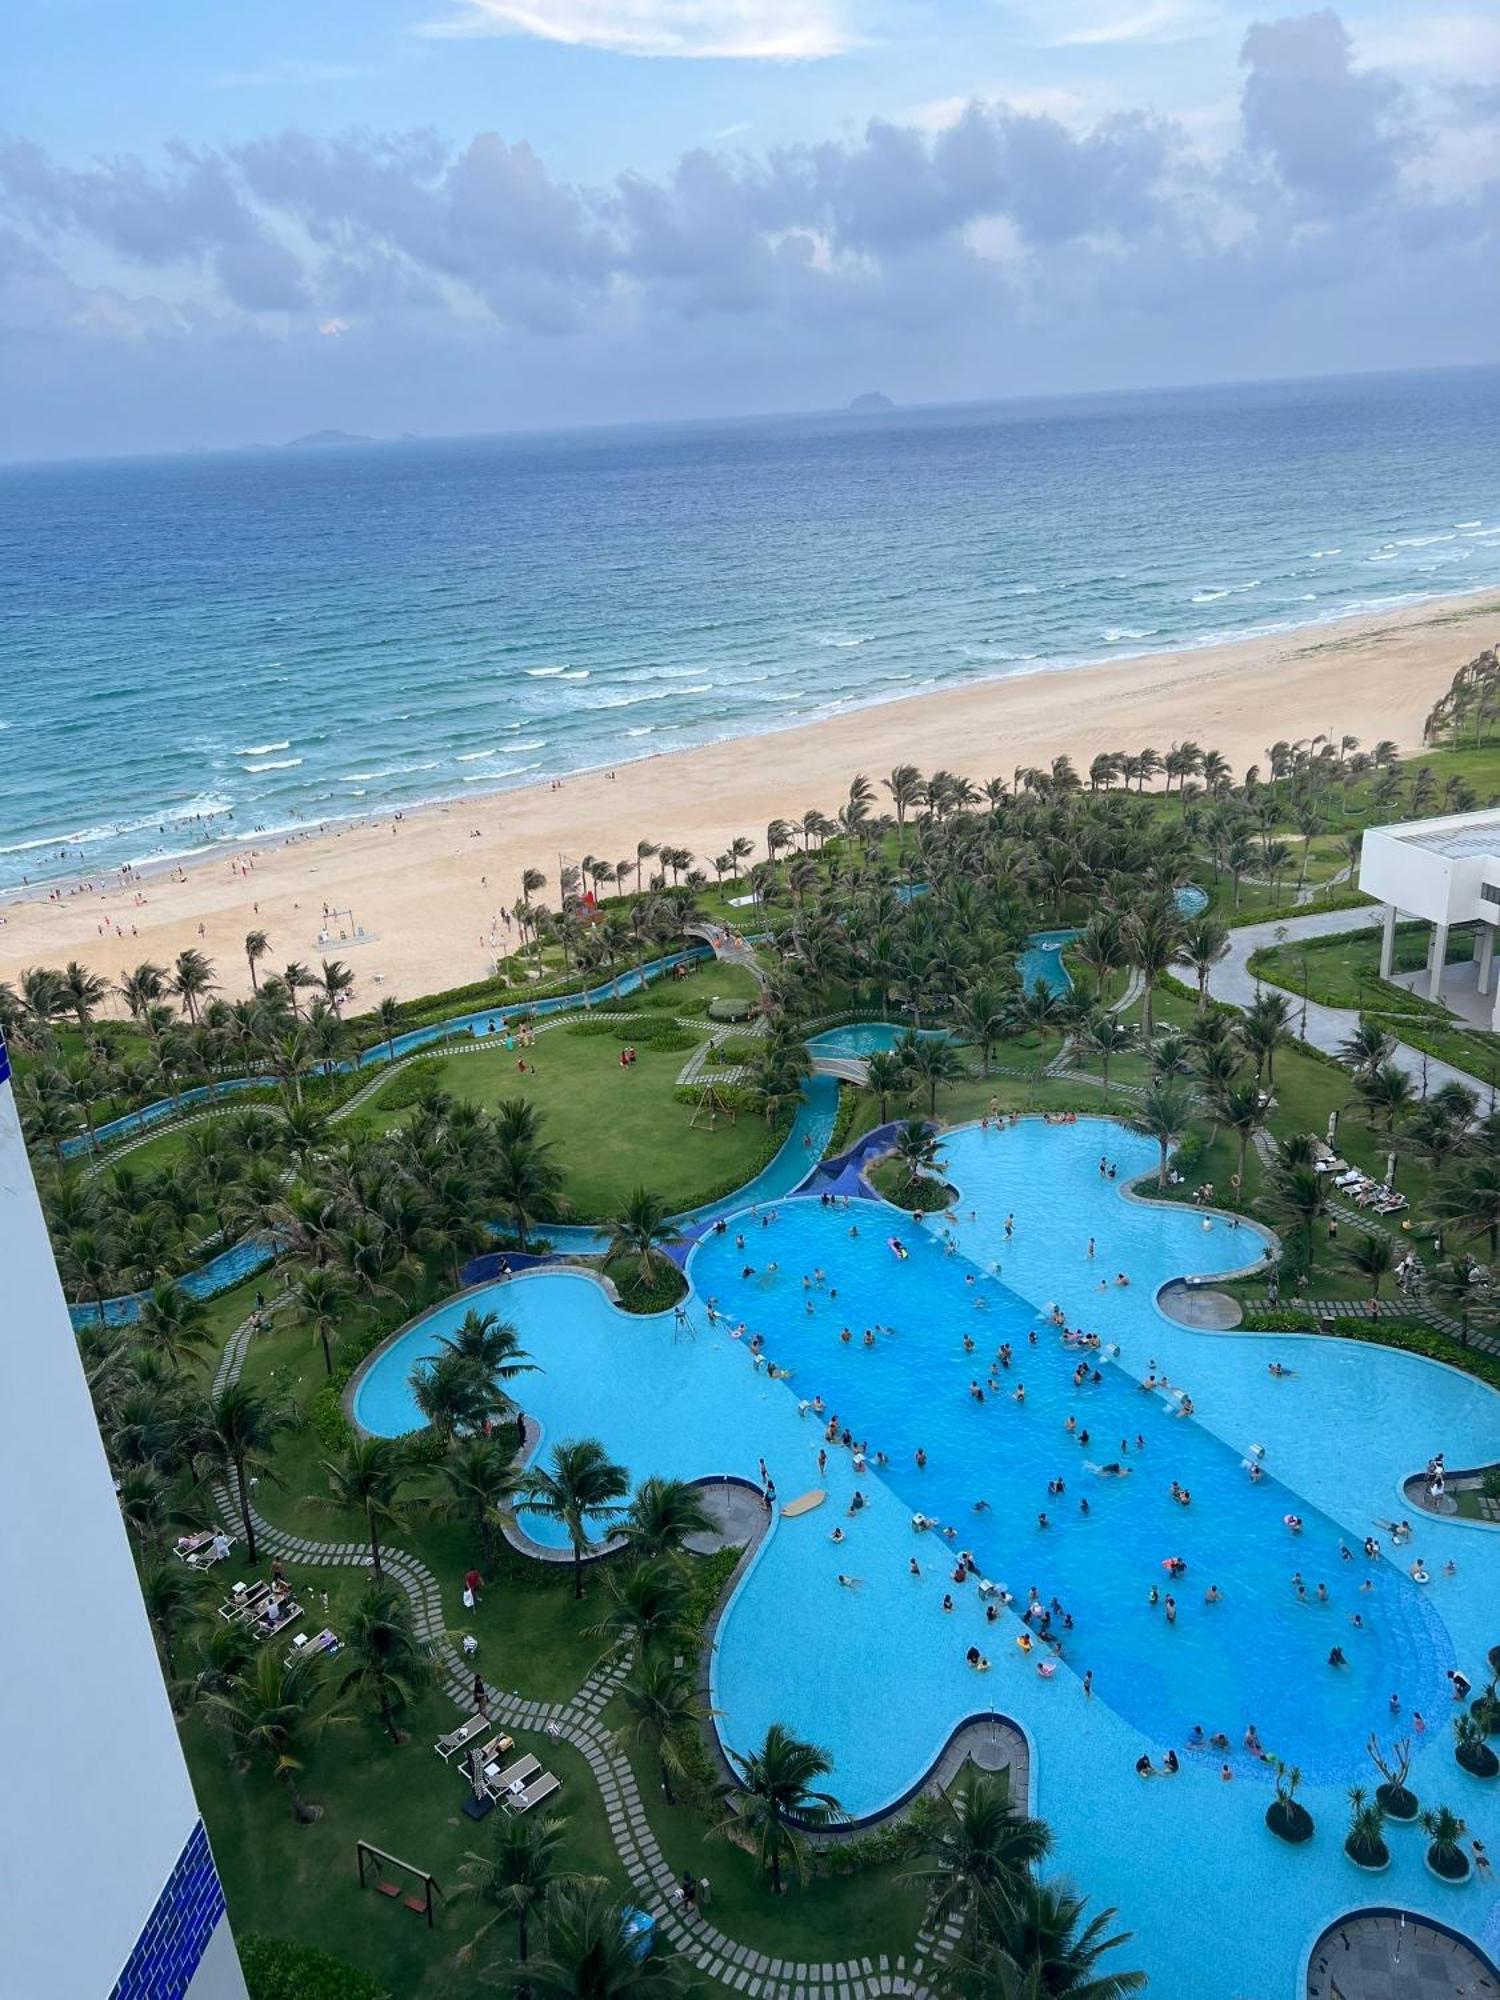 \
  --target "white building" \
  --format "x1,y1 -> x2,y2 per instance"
0,1028 -> 249,2000
1359,808 -> 1500,1028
